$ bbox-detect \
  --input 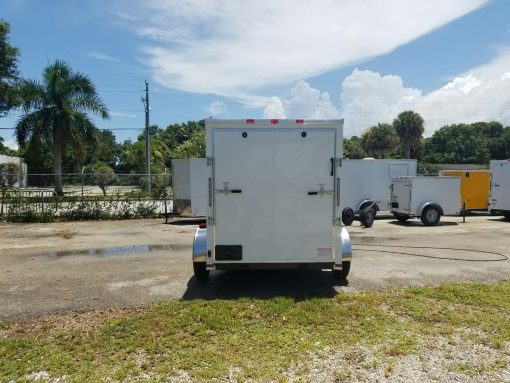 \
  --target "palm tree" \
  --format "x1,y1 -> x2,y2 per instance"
393,111 -> 424,159
361,123 -> 399,159
15,60 -> 109,195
